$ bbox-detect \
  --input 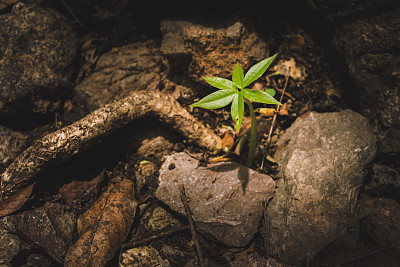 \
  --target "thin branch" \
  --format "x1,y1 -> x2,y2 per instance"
121,225 -> 190,249
341,244 -> 395,266
266,68 -> 290,146
179,184 -> 205,267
